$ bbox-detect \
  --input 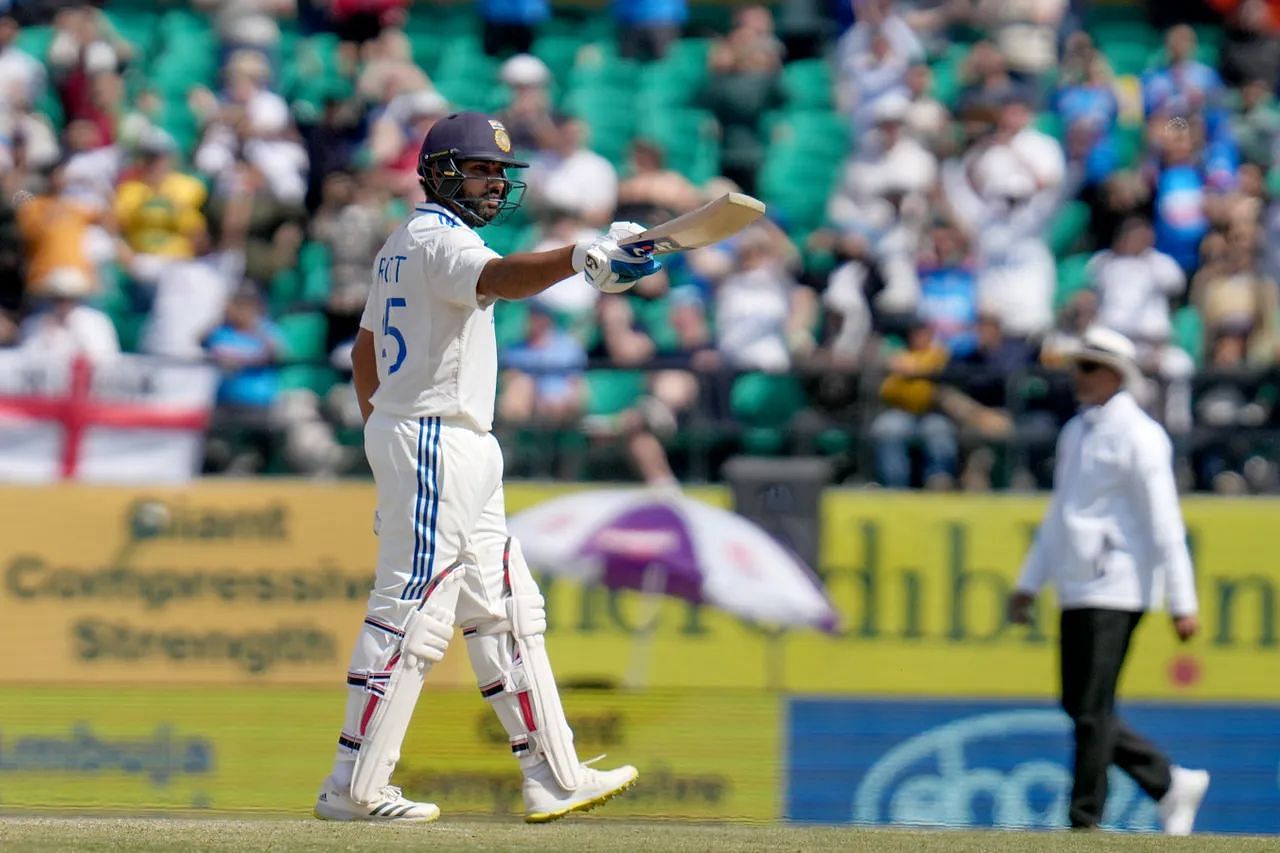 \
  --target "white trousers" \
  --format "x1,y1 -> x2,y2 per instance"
333,412 -> 542,778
